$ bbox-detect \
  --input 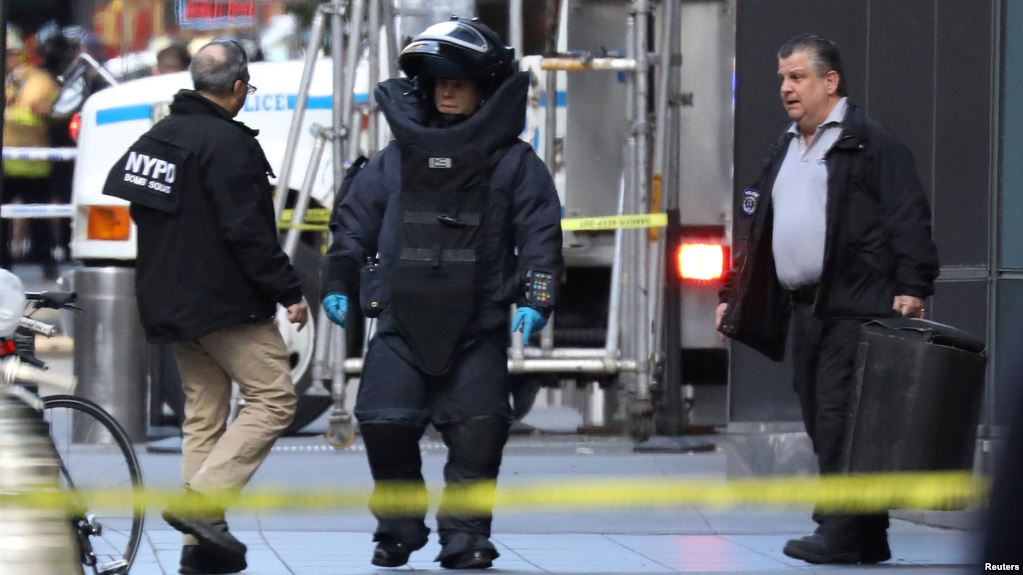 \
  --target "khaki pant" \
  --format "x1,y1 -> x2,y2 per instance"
173,320 -> 296,542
